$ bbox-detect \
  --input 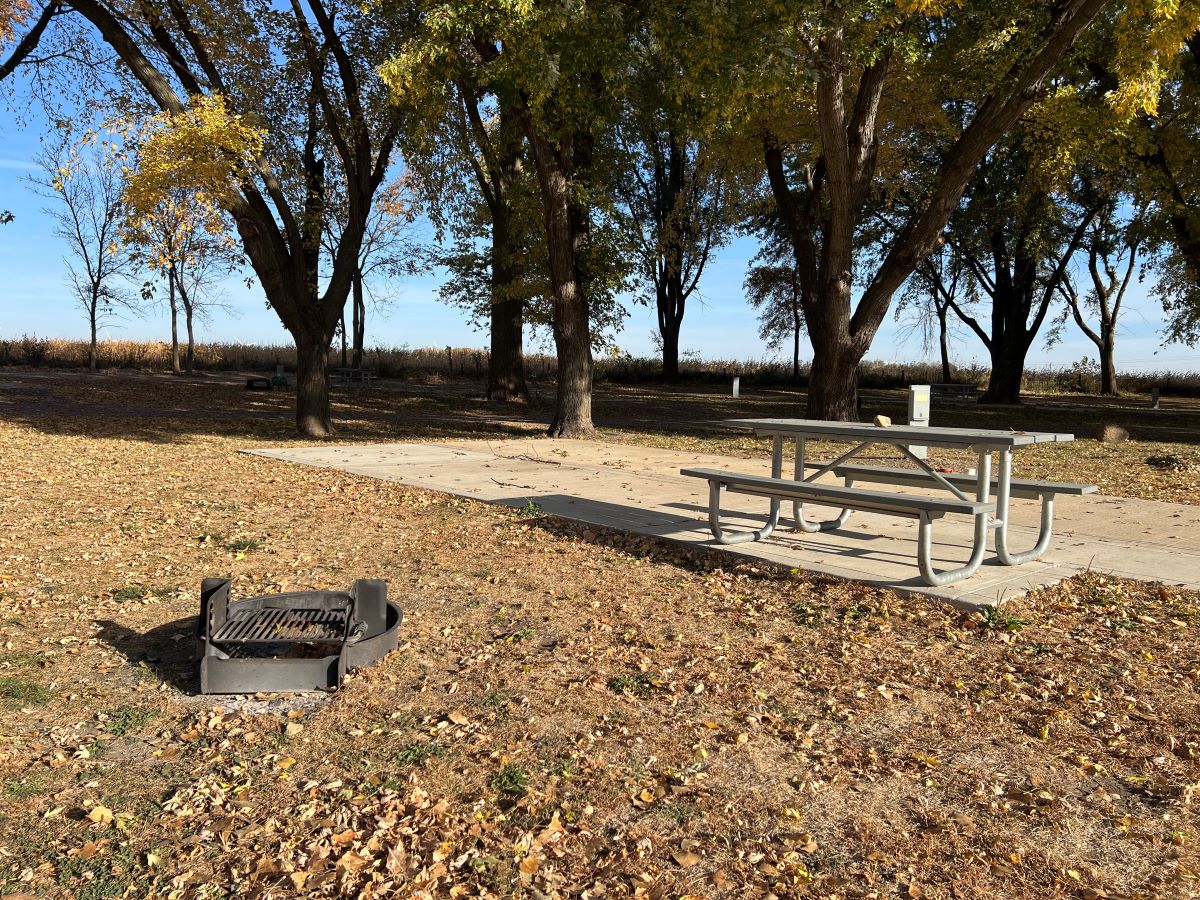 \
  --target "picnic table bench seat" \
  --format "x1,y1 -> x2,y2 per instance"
799,461 -> 1096,567
681,468 -> 994,518
930,383 -> 979,398
681,466 -> 996,586
802,462 -> 1097,500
